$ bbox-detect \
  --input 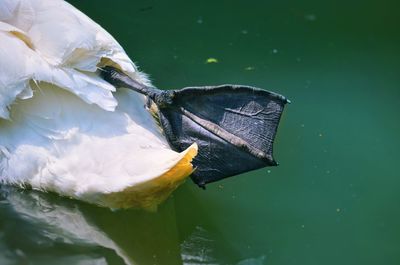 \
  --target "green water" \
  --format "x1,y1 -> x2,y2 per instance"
1,0 -> 399,264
